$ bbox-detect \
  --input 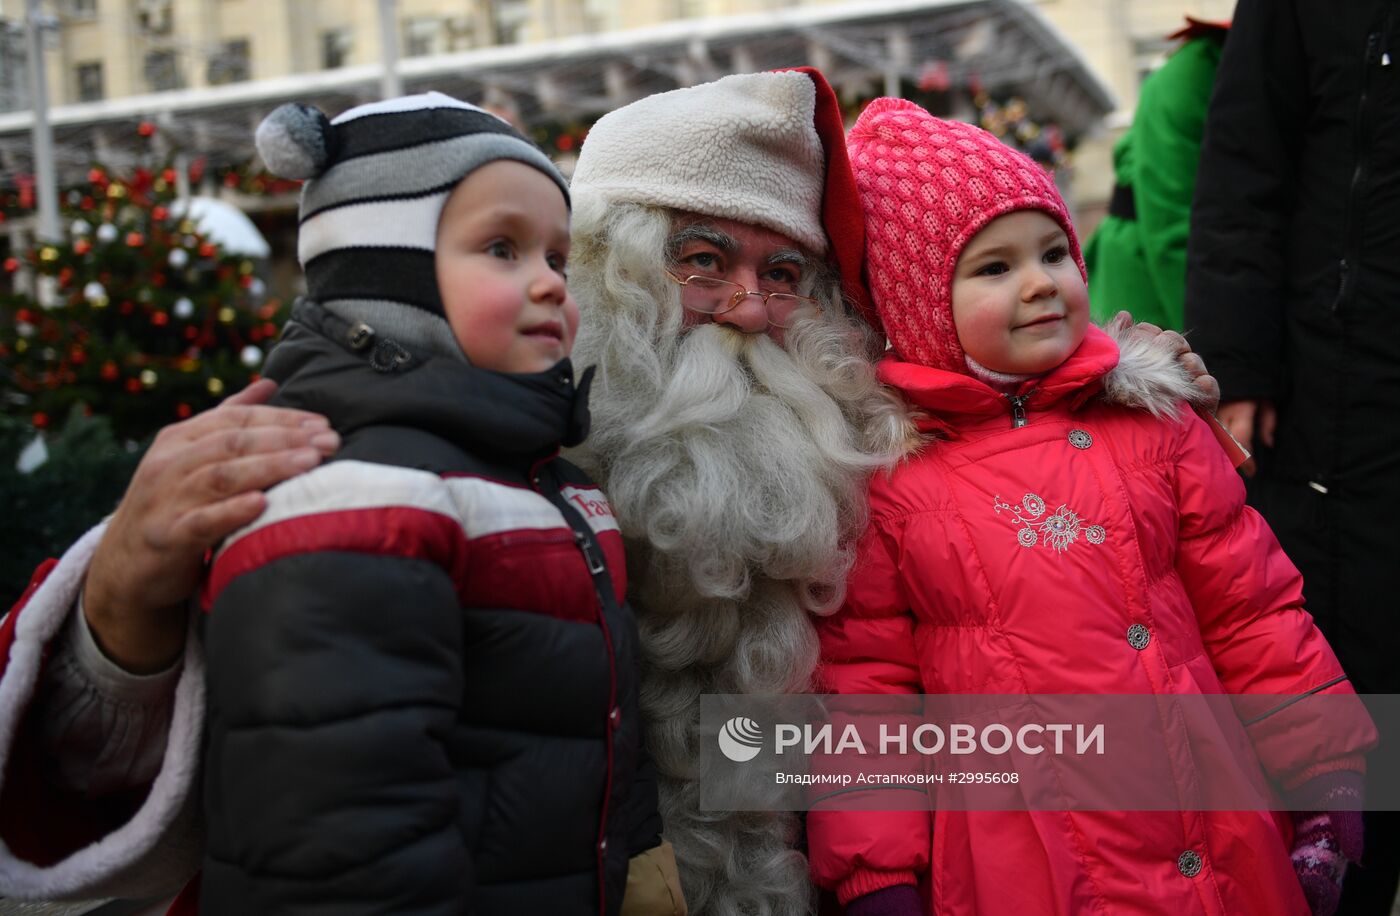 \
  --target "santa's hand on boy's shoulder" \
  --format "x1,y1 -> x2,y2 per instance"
83,378 -> 339,673
1107,310 -> 1221,414
845,885 -> 925,916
